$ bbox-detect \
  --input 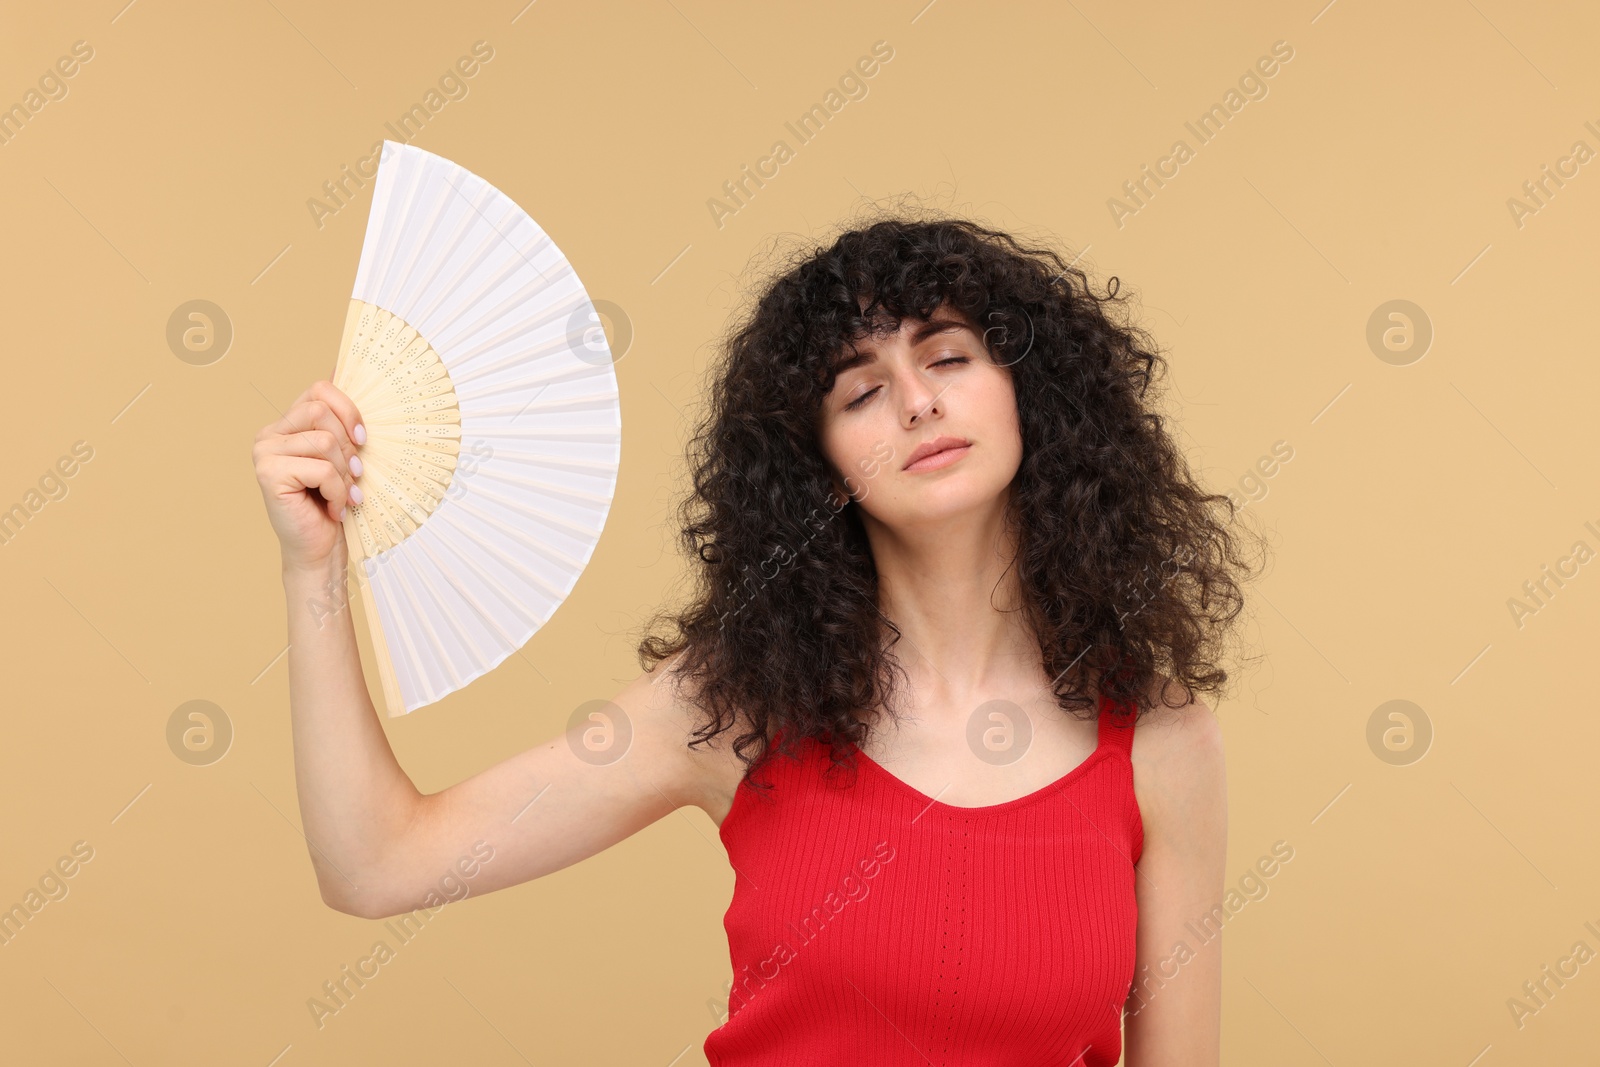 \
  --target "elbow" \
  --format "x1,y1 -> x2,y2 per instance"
324,883 -> 421,921
319,888 -> 364,918
319,880 -> 382,920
